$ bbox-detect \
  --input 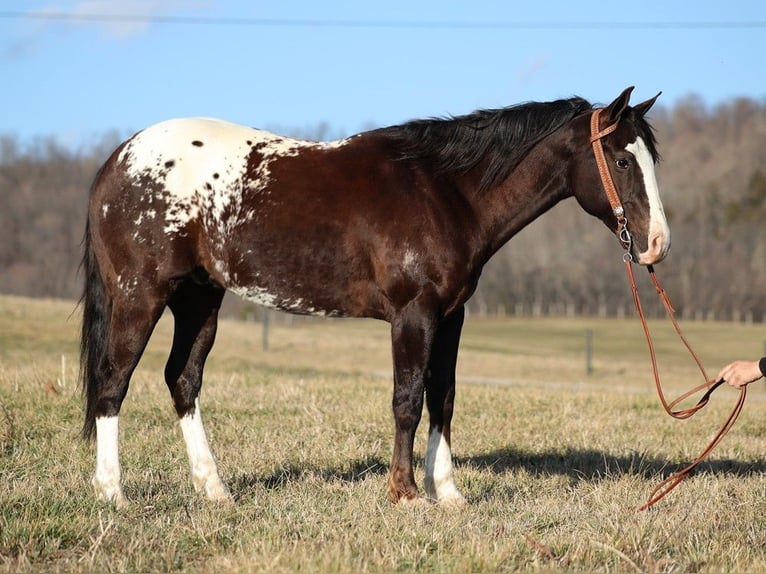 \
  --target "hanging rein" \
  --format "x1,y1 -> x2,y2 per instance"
589,109 -> 747,510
